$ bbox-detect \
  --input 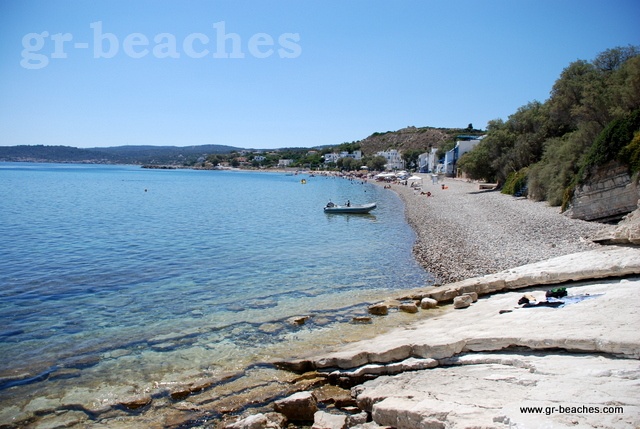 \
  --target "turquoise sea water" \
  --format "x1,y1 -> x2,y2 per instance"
0,163 -> 430,422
